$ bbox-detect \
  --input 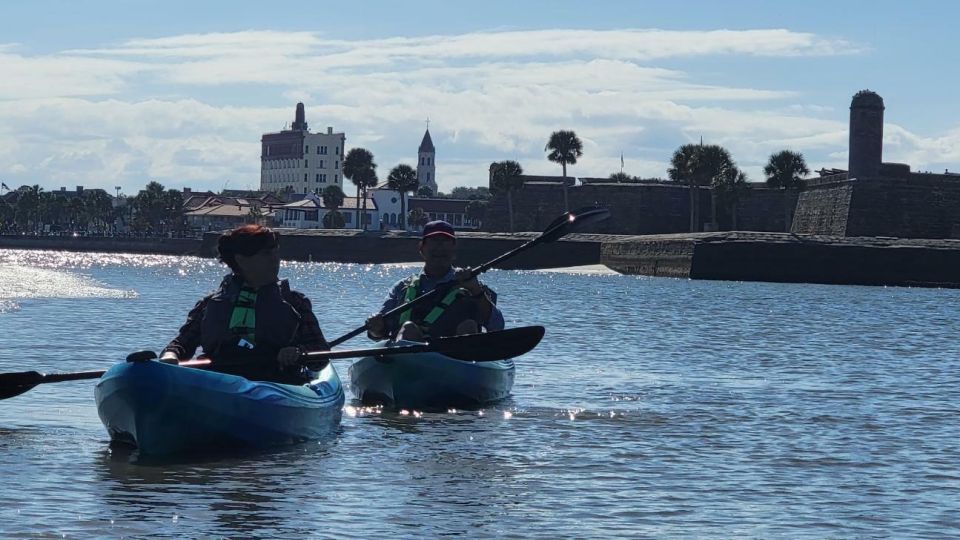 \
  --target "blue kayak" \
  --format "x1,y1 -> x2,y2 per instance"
95,360 -> 344,455
348,340 -> 515,409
